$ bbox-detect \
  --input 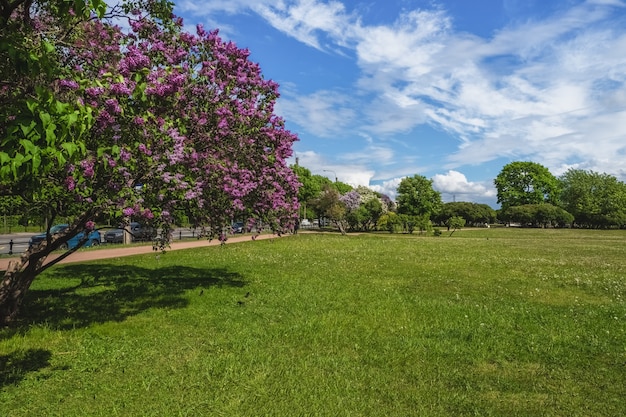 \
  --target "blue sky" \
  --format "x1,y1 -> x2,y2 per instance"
173,0 -> 626,206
